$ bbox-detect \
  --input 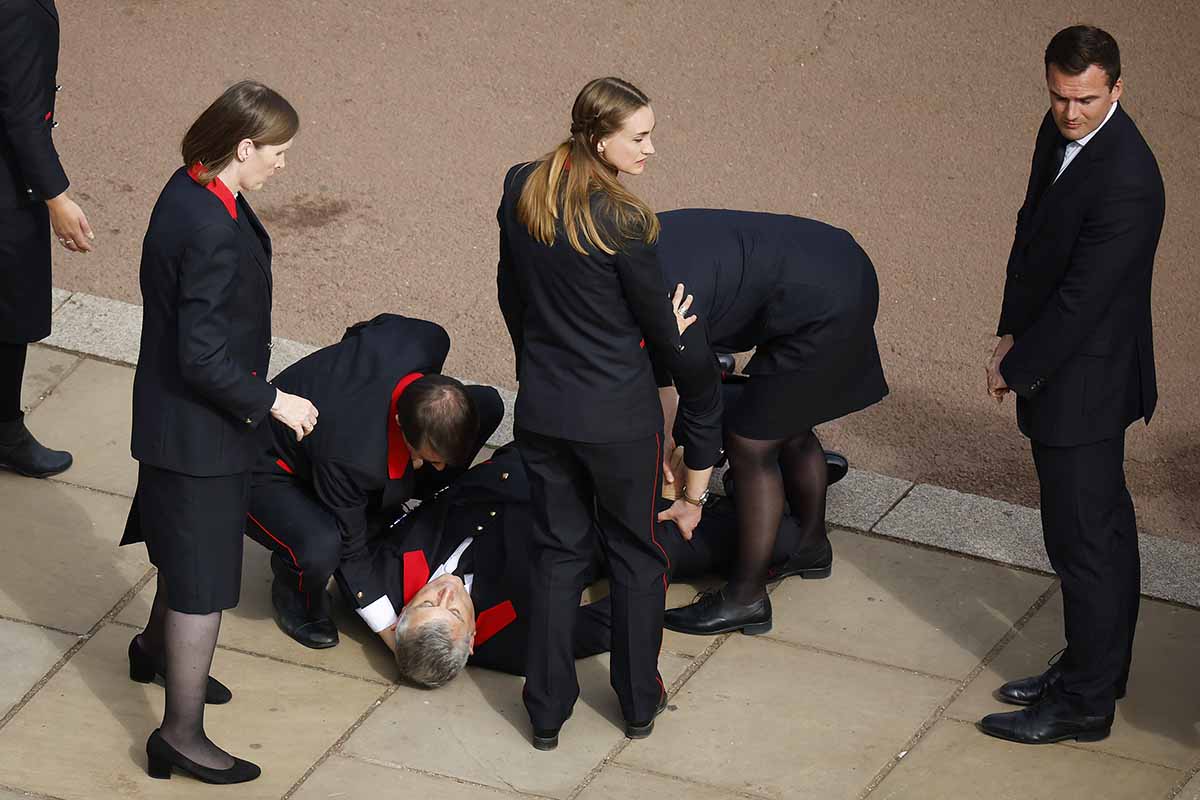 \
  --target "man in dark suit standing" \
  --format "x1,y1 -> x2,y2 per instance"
983,25 -> 1164,745
0,0 -> 94,477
